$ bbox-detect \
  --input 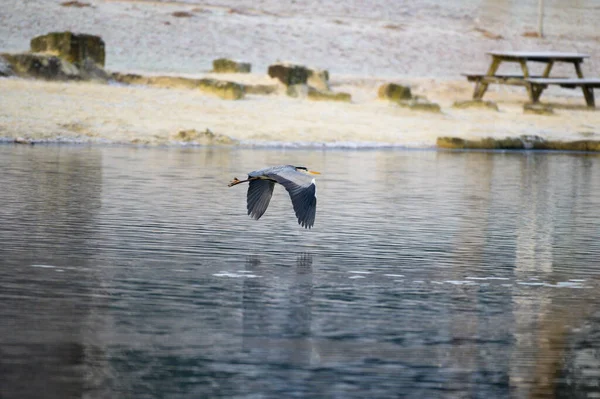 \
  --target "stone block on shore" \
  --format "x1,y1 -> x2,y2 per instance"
111,72 -> 147,85
111,73 -> 199,89
0,56 -> 13,76
212,58 -> 251,73
286,84 -> 308,98
172,129 -> 238,145
111,73 -> 245,99
78,58 -> 110,81
452,99 -> 499,111
1,52 -> 108,81
397,98 -> 441,113
307,87 -> 351,102
268,63 -> 310,86
378,83 -> 412,101
523,103 -> 554,115
147,76 -> 201,89
198,79 -> 245,100
538,140 -> 600,151
30,31 -> 105,67
307,68 -> 330,91
243,84 -> 279,95
1,52 -> 79,80
286,84 -> 351,102
437,135 -> 600,151
14,137 -> 34,145
437,136 -> 528,150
